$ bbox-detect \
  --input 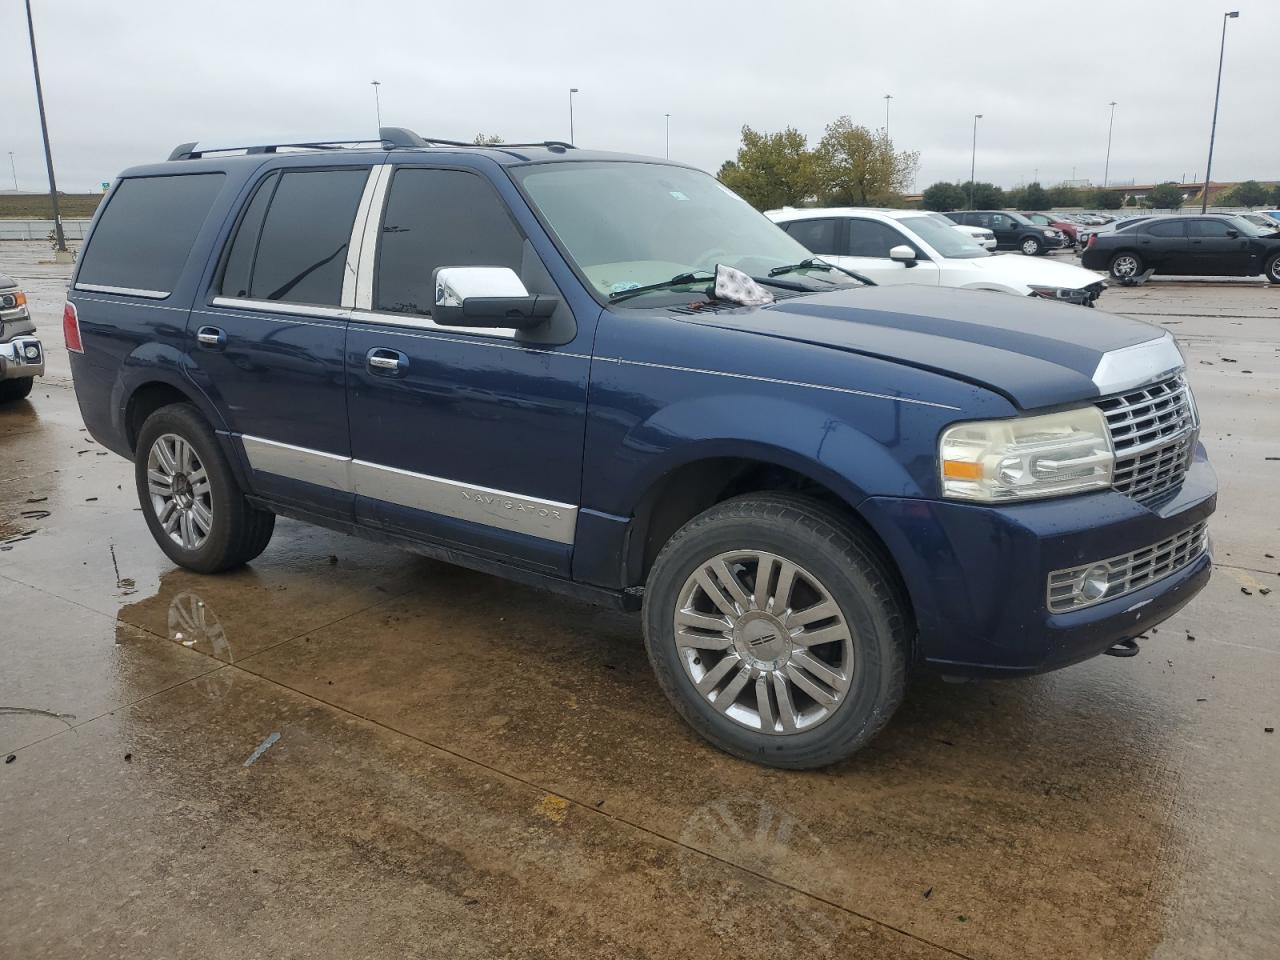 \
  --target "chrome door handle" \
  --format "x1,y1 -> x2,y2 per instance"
196,325 -> 226,349
366,348 -> 408,376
